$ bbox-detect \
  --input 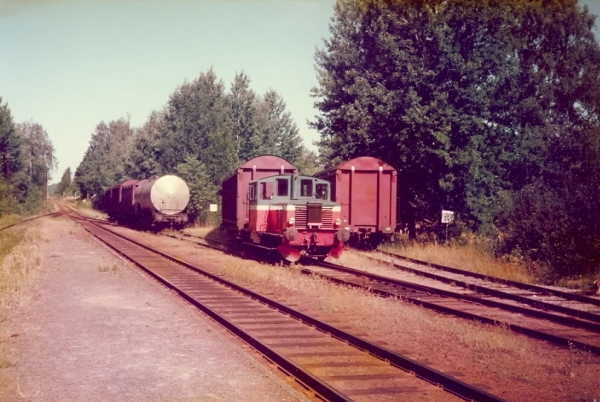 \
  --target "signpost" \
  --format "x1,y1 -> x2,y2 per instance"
441,210 -> 454,243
